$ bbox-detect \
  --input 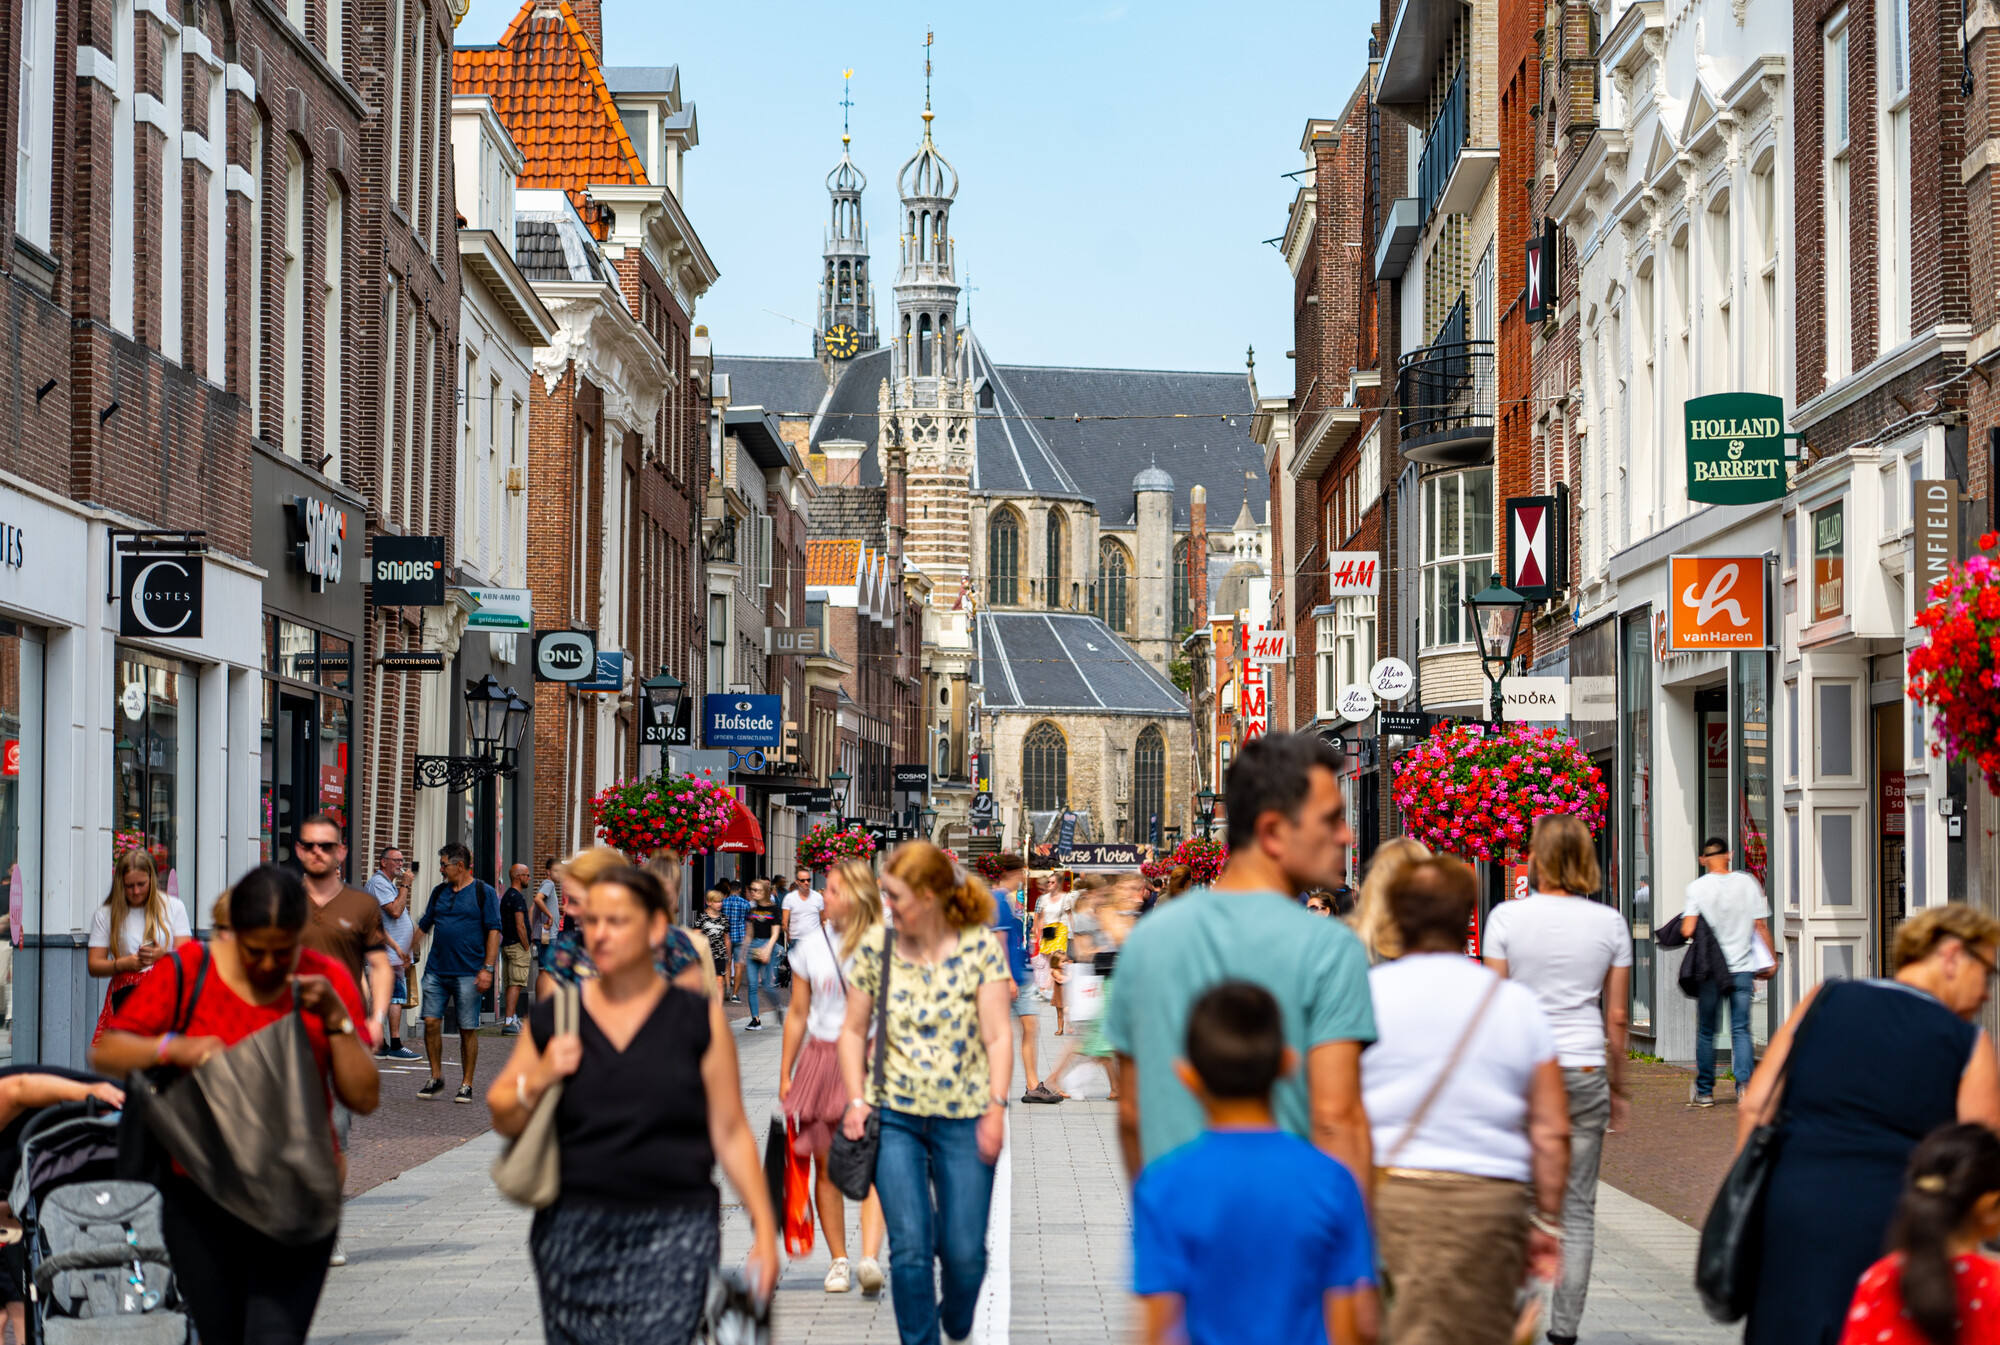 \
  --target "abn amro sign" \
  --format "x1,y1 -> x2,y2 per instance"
1684,392 -> 1788,505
